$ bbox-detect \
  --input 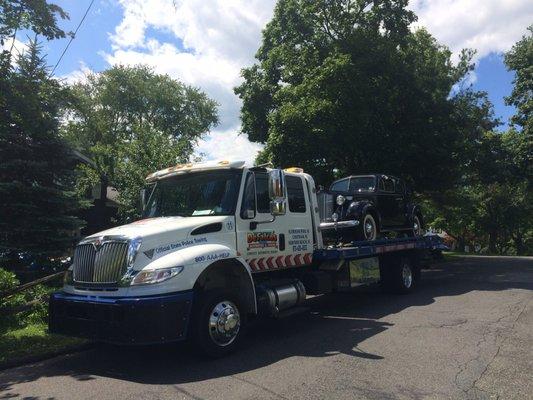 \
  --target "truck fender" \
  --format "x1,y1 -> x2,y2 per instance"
140,244 -> 256,314
193,257 -> 257,315
347,201 -> 381,226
